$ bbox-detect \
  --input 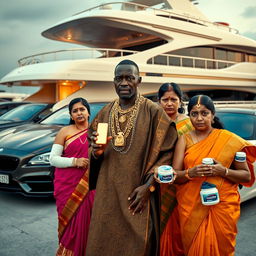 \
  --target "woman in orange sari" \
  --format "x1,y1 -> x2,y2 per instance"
171,95 -> 256,256
158,82 -> 193,256
50,98 -> 95,256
